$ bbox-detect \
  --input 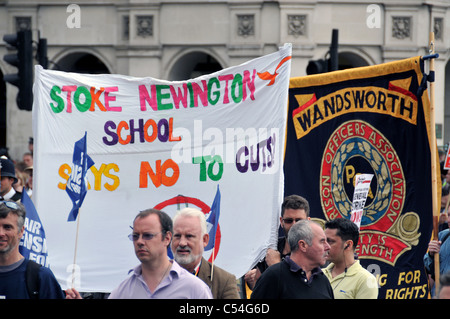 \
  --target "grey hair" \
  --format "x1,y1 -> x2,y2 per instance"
288,219 -> 315,252
173,208 -> 207,235
0,200 -> 26,230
